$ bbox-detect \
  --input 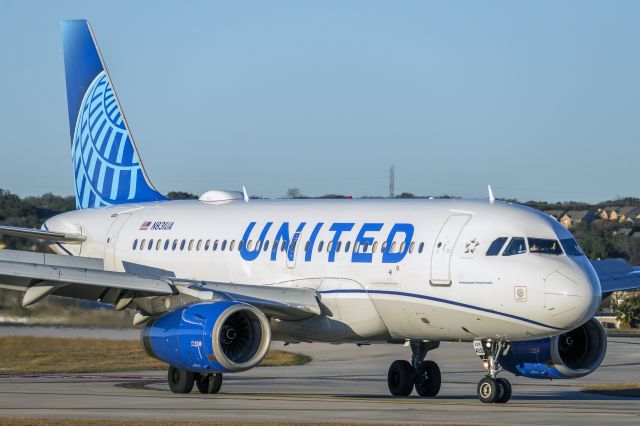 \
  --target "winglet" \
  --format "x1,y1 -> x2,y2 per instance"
242,186 -> 249,203
488,185 -> 495,205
